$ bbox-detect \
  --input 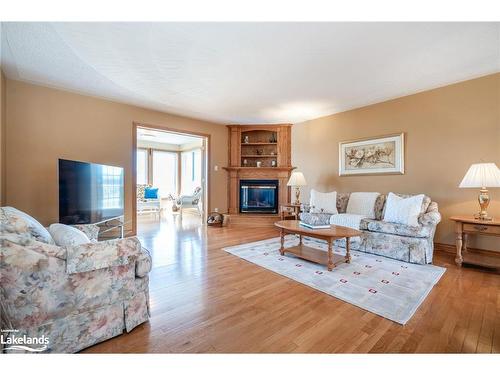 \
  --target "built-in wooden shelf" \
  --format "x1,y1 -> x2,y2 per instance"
223,166 -> 295,171
225,124 -> 294,215
241,142 -> 277,145
241,155 -> 277,158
